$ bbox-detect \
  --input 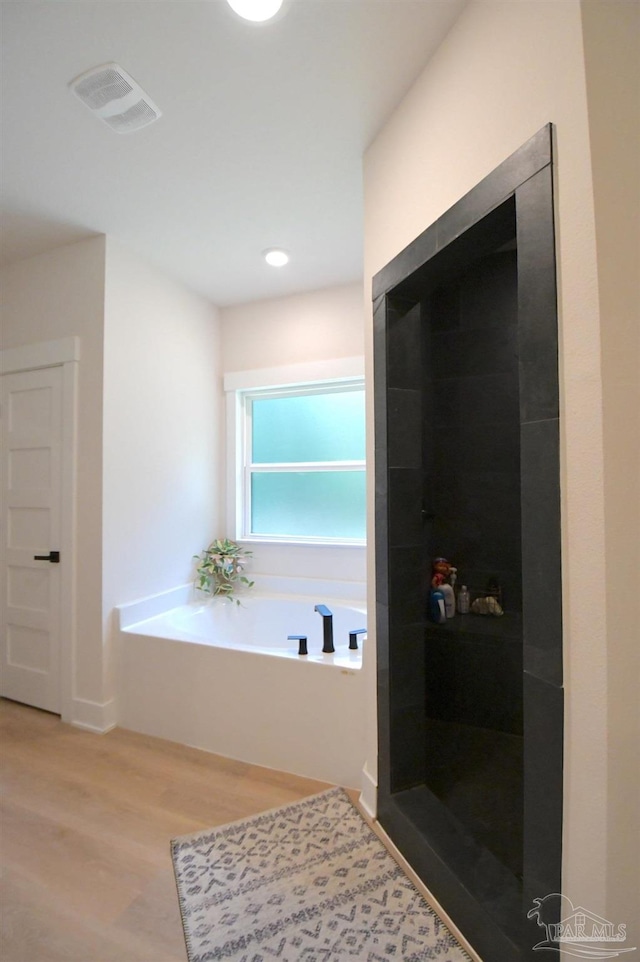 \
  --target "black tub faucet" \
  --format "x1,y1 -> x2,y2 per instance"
314,605 -> 335,653
348,628 -> 367,650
